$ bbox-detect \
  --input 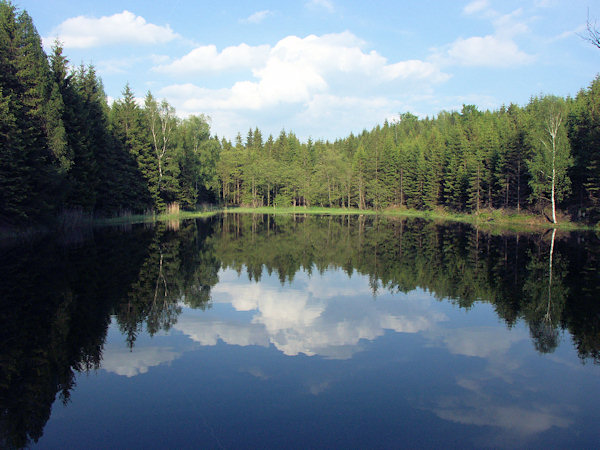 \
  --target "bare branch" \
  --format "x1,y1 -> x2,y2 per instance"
583,9 -> 600,49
